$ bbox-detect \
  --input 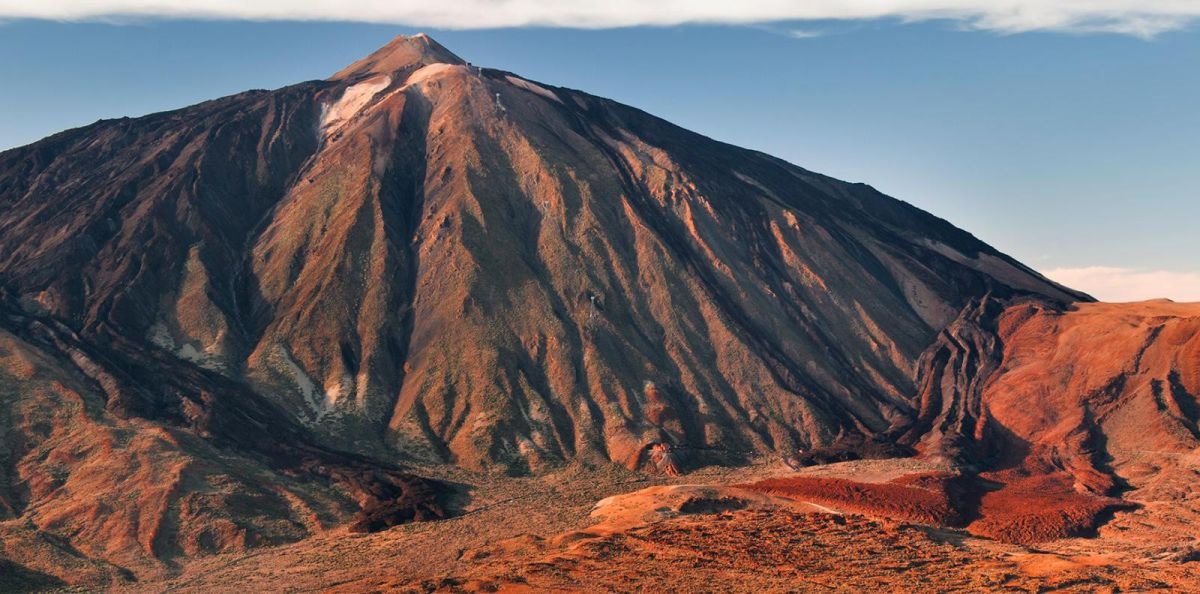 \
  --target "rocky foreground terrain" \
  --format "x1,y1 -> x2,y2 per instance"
124,301 -> 1198,593
0,35 -> 1196,592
